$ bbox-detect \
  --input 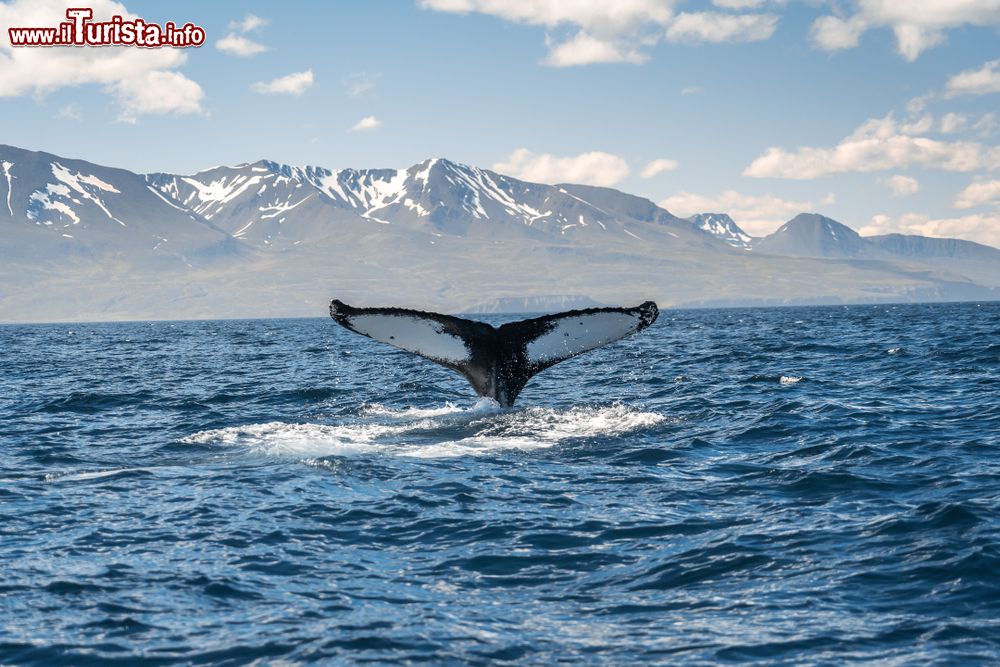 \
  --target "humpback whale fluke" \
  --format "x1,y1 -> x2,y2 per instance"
329,299 -> 658,407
